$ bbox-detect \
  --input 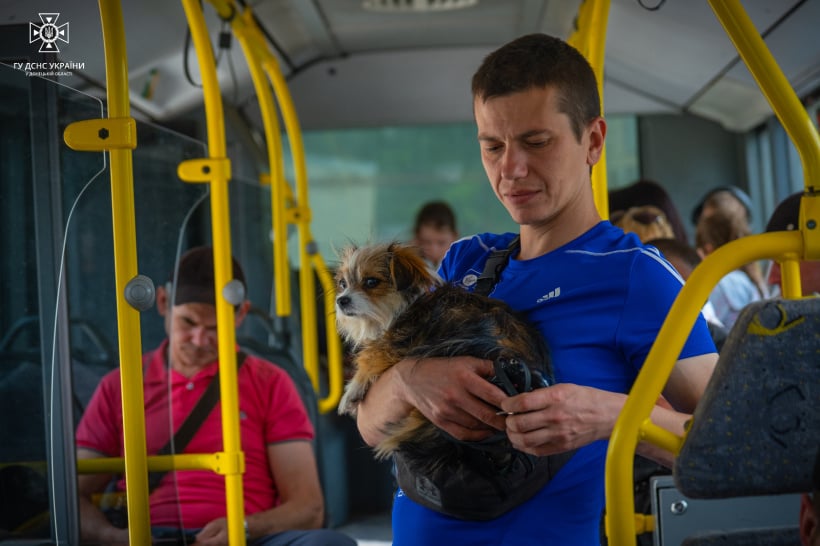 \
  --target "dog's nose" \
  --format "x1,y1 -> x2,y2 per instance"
336,295 -> 351,308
